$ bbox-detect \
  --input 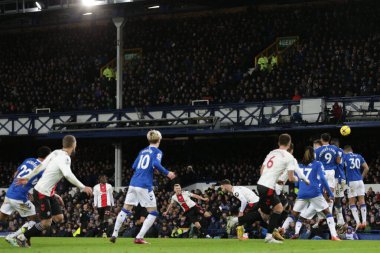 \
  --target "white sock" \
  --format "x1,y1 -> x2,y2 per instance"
326,214 -> 337,237
328,201 -> 334,214
295,220 -> 302,235
265,233 -> 273,239
350,205 -> 361,225
282,216 -> 295,230
335,207 -> 344,225
360,204 -> 367,224
9,221 -> 35,238
136,213 -> 157,239
112,208 -> 131,238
